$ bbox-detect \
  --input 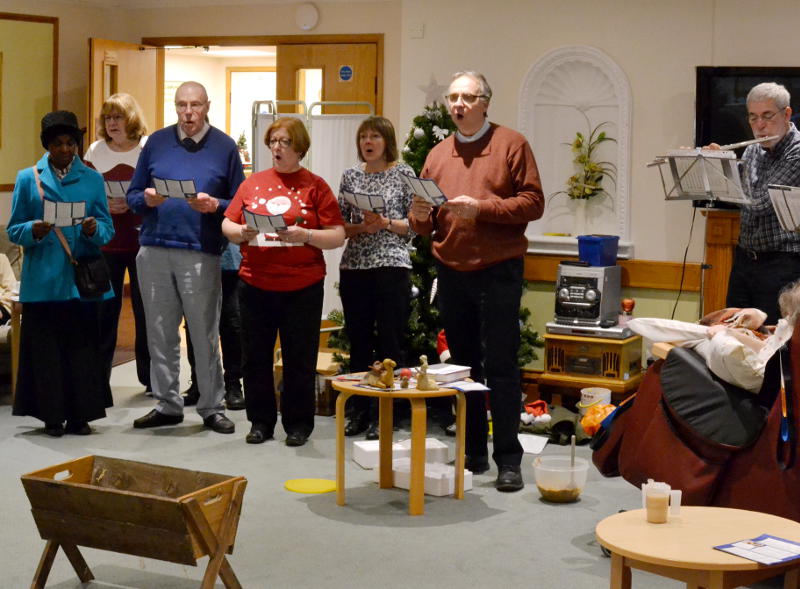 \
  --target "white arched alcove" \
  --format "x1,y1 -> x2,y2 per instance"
519,45 -> 633,258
